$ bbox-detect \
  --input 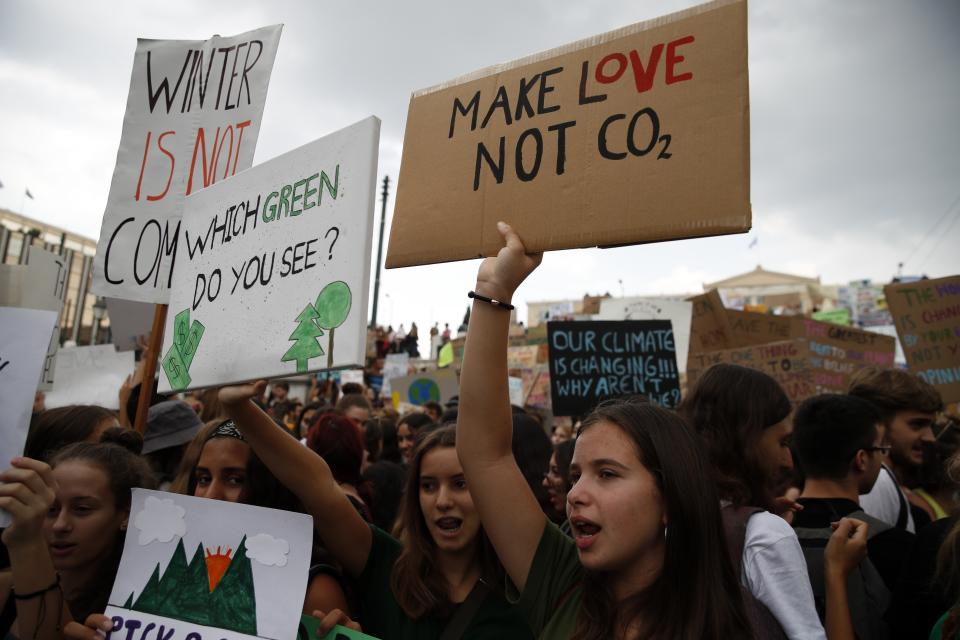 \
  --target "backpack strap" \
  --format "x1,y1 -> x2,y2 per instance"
439,579 -> 490,640
720,504 -> 764,574
882,465 -> 910,530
